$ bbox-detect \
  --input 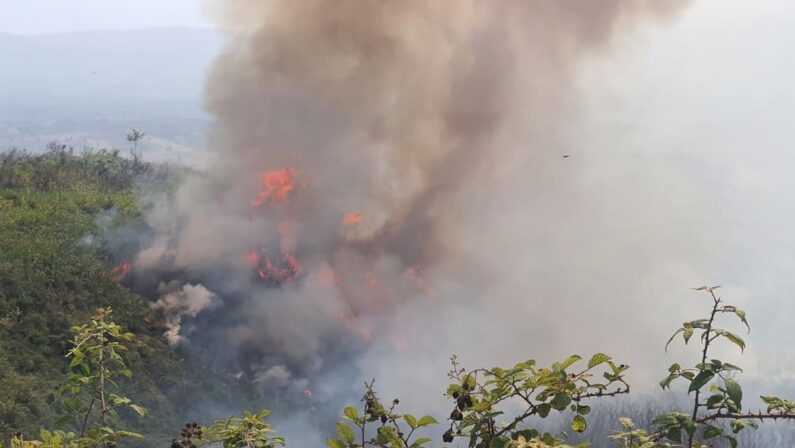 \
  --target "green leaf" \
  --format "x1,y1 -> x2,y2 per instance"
688,370 -> 715,393
731,419 -> 748,434
416,415 -> 438,427
666,328 -> 684,351
326,439 -> 346,448
721,306 -> 750,333
722,332 -> 746,352
336,423 -> 355,444
411,437 -> 432,448
571,415 -> 587,433
665,428 -> 682,443
587,353 -> 610,369
489,437 -> 509,448
550,393 -> 572,411
706,394 -> 724,409
537,403 -> 551,418
343,406 -> 359,422
404,414 -> 418,429
683,327 -> 694,344
558,355 -> 582,371
129,404 -> 147,417
703,425 -> 723,439
660,374 -> 676,390
725,379 -> 742,409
